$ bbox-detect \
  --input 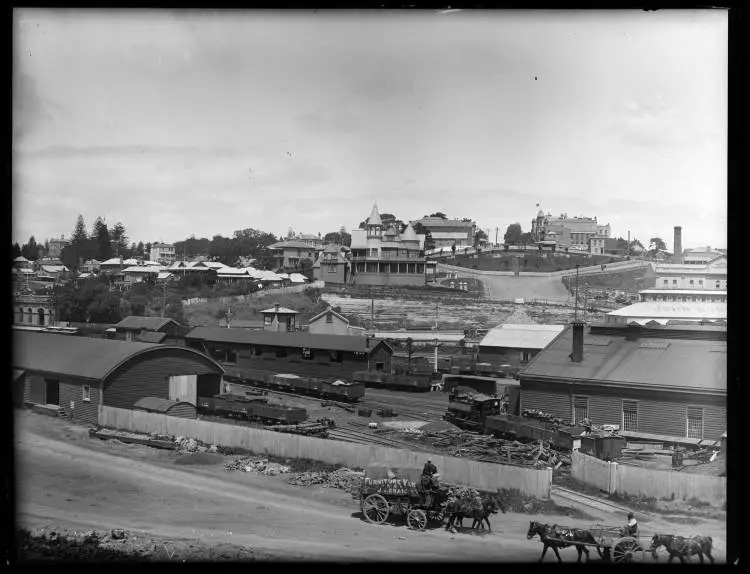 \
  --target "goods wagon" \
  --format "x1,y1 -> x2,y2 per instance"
224,366 -> 365,402
352,370 -> 432,392
197,393 -> 307,424
442,374 -> 499,396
